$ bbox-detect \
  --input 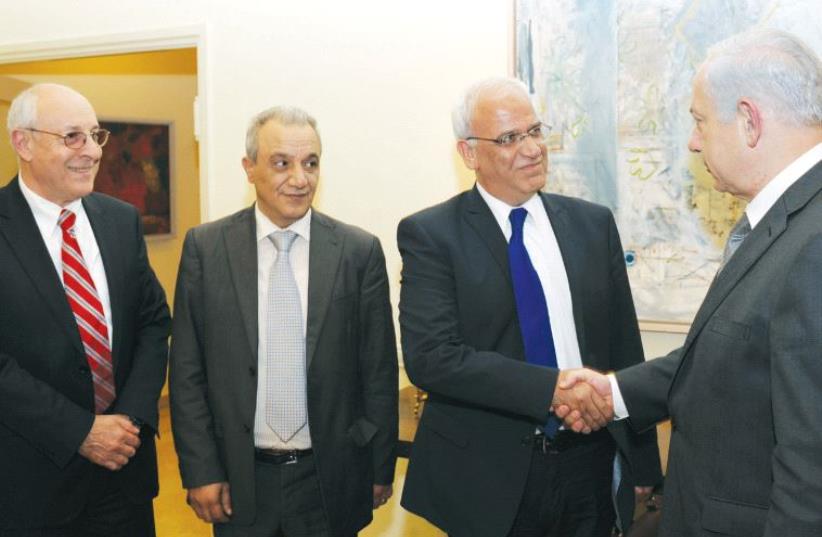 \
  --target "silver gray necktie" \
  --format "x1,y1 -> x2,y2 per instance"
719,214 -> 751,271
266,231 -> 307,442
